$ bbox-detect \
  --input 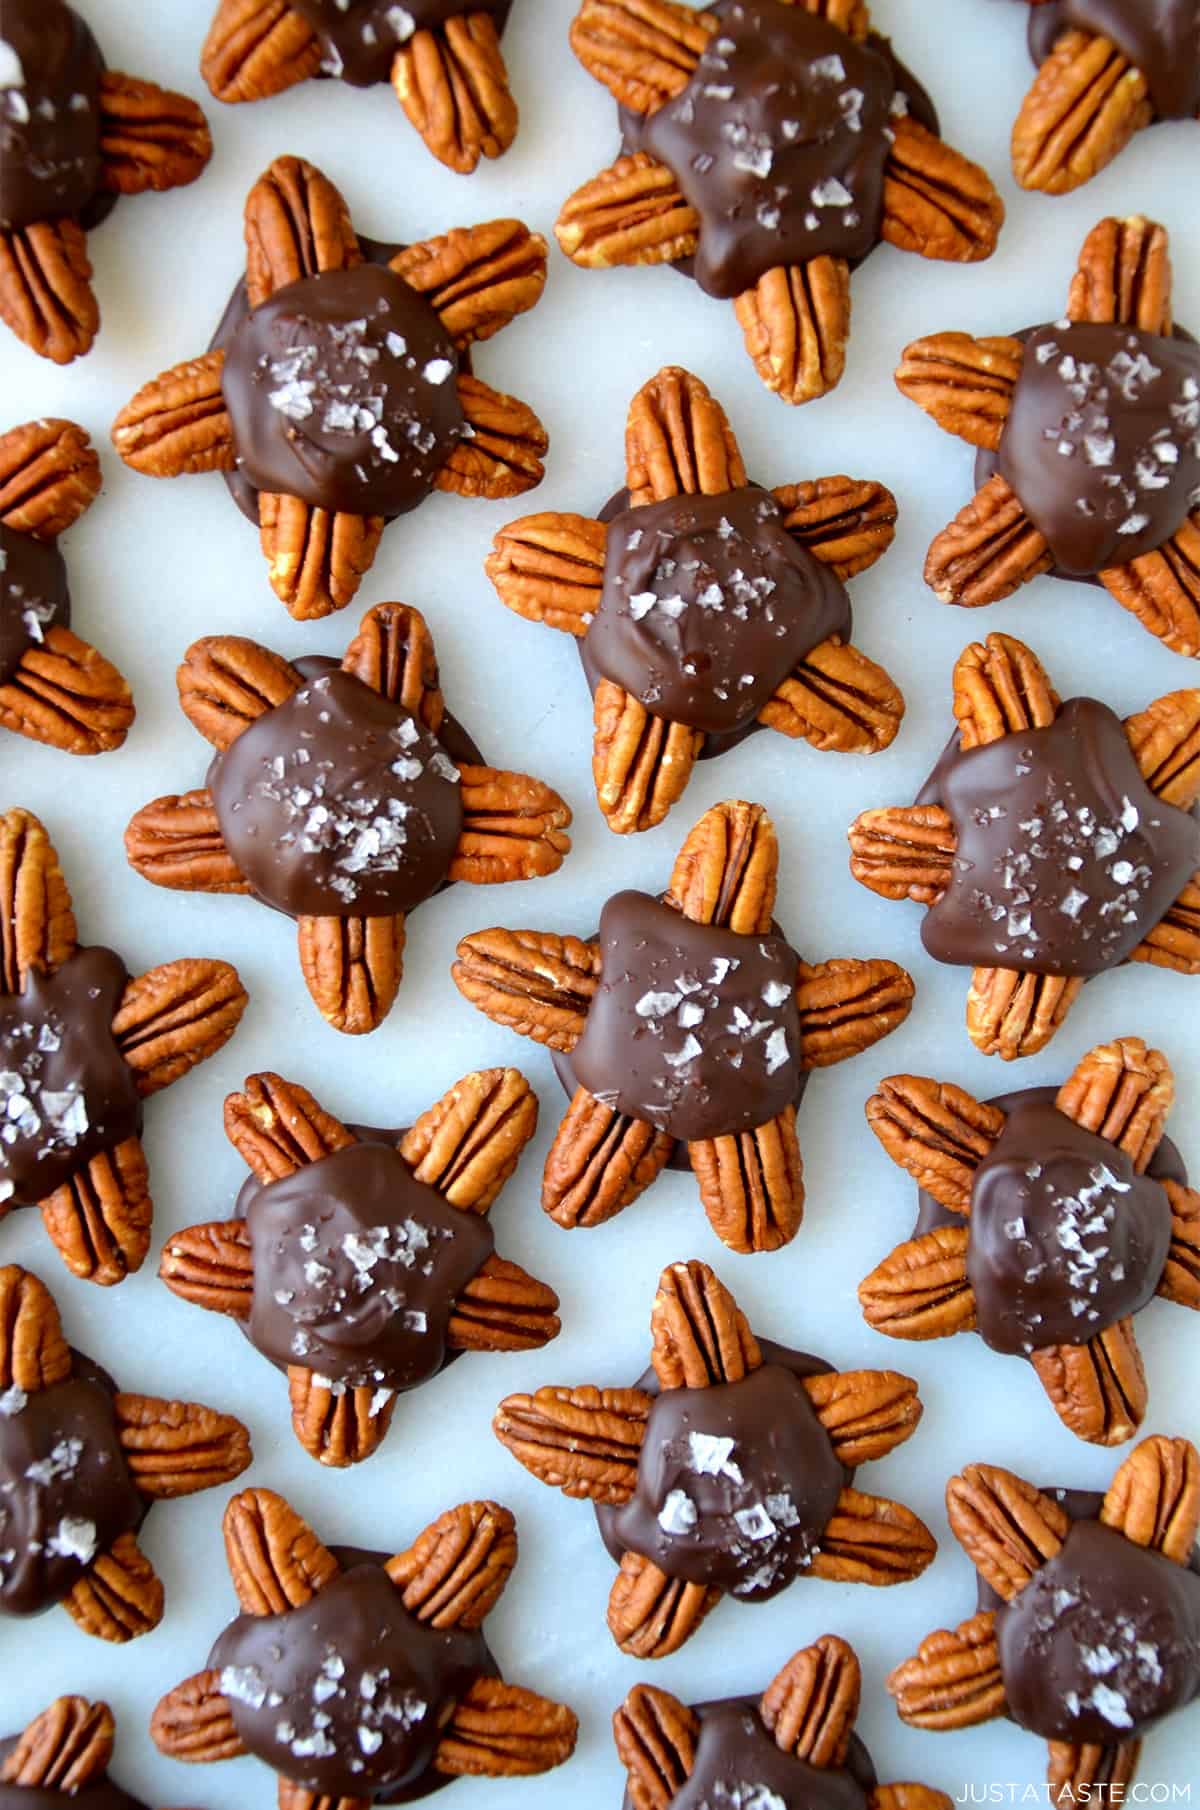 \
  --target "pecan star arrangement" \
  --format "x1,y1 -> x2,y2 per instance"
0,419 -> 133,755
890,1436 -> 1200,1799
486,365 -> 904,834
897,215 -> 1200,657
0,808 -> 247,1284
860,1036 -> 1200,1447
200,0 -> 521,175
159,1066 -> 561,1469
111,154 -> 549,621
151,1486 -> 579,1803
1004,0 -> 1200,195
124,603 -> 571,1036
0,1264 -> 251,1643
455,799 -> 913,1252
848,633 -> 1200,1059
556,0 -> 1004,405
613,1638 -> 951,1810
2,1697 -> 182,1807
495,1259 -> 936,1659
0,0 -> 211,364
